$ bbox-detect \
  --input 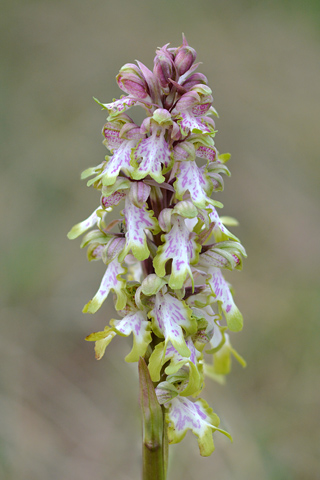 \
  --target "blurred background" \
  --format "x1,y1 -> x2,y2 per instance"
1,0 -> 320,479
